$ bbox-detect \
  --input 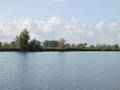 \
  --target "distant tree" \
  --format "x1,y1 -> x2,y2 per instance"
106,45 -> 112,50
58,38 -> 65,50
43,40 -> 58,48
1,28 -> 120,51
14,35 -> 20,48
3,42 -> 9,46
0,42 -> 2,46
29,39 -> 41,51
84,43 -> 87,47
50,40 -> 58,48
71,44 -> 76,48
95,44 -> 101,49
77,43 -> 85,48
89,45 -> 95,49
18,29 -> 30,51
112,44 -> 119,50
101,44 -> 108,50
64,43 -> 70,49
3,42 -> 10,49
43,40 -> 49,47
10,41 -> 16,47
